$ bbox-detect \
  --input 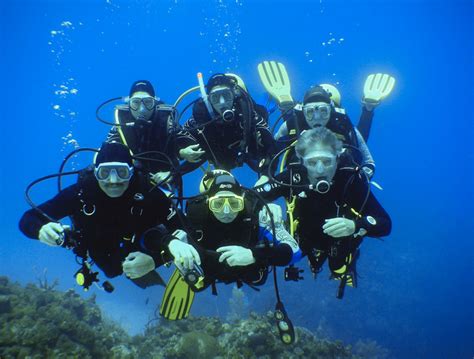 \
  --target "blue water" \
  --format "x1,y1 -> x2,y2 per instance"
2,0 -> 473,357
